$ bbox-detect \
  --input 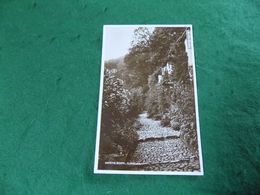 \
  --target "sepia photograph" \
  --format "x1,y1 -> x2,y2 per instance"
94,25 -> 203,175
